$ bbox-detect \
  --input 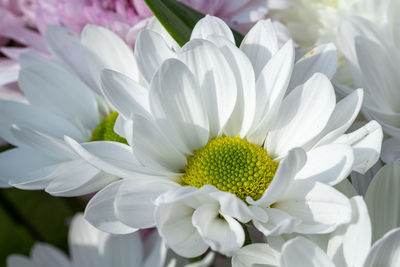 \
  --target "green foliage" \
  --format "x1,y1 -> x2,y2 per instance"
144,0 -> 244,46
